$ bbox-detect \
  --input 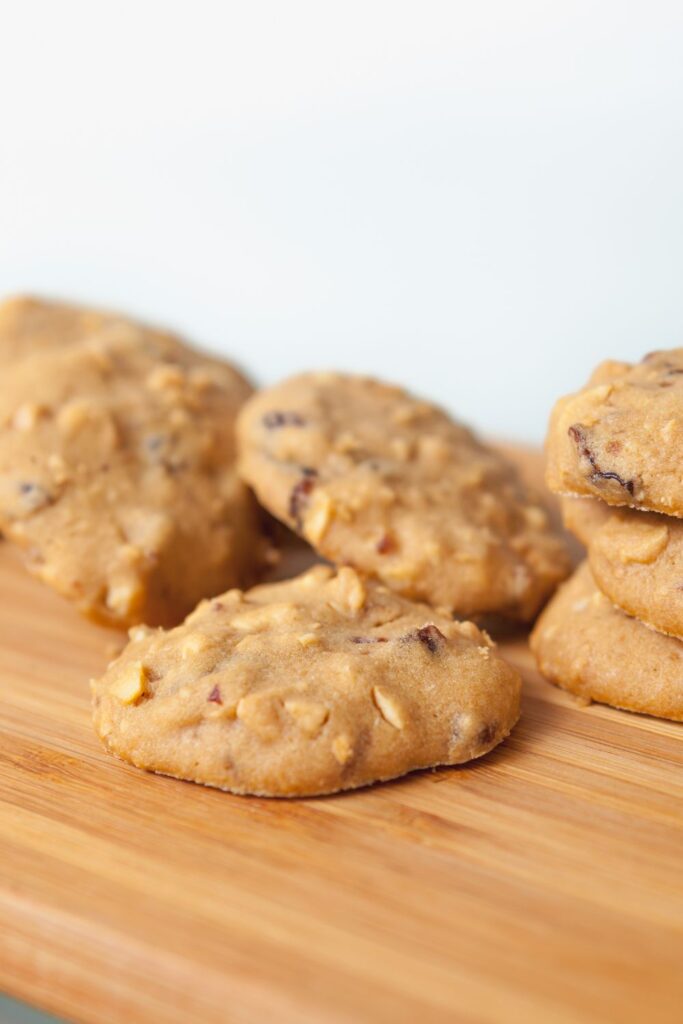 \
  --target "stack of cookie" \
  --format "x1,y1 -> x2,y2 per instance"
531,351 -> 683,722
0,297 -> 572,796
